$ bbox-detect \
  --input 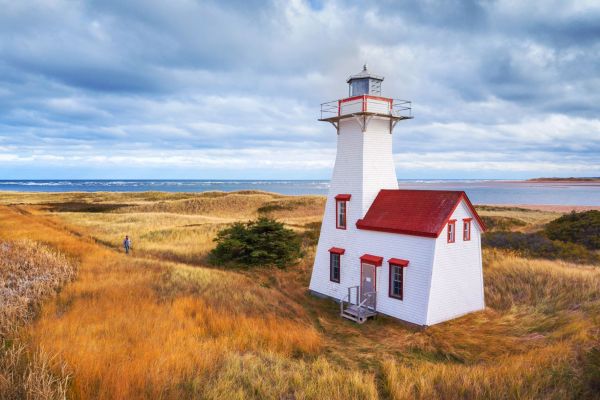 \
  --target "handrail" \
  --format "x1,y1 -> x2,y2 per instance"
392,99 -> 412,118
320,100 -> 338,119
321,98 -> 412,119
340,286 -> 377,322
